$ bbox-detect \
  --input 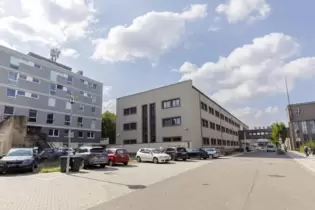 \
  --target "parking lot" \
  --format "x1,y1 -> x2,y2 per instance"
0,159 -> 217,210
